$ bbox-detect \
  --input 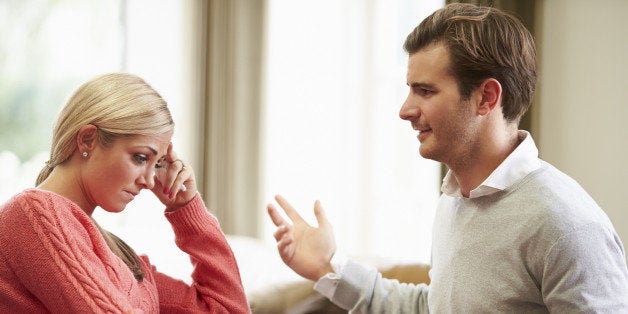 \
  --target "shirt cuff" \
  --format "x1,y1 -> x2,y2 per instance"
313,255 -> 347,299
